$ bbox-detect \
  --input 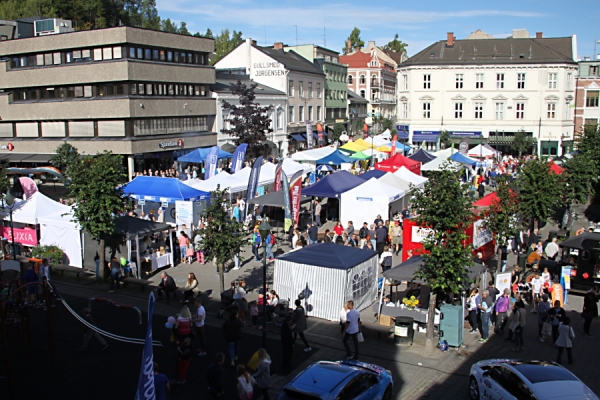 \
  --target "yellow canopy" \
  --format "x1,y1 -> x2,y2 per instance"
339,141 -> 365,153
353,138 -> 378,149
